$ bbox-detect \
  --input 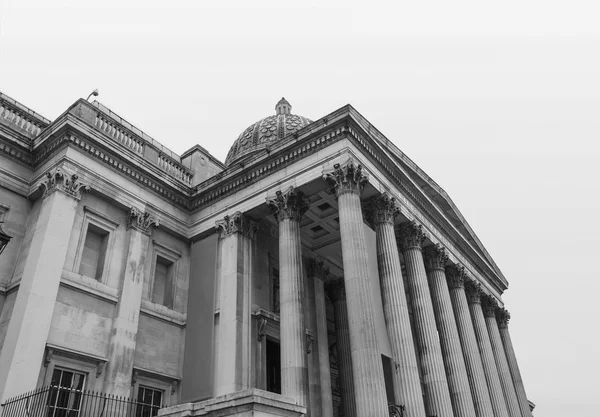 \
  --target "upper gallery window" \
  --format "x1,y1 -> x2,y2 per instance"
149,240 -> 181,309
78,223 -> 109,281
